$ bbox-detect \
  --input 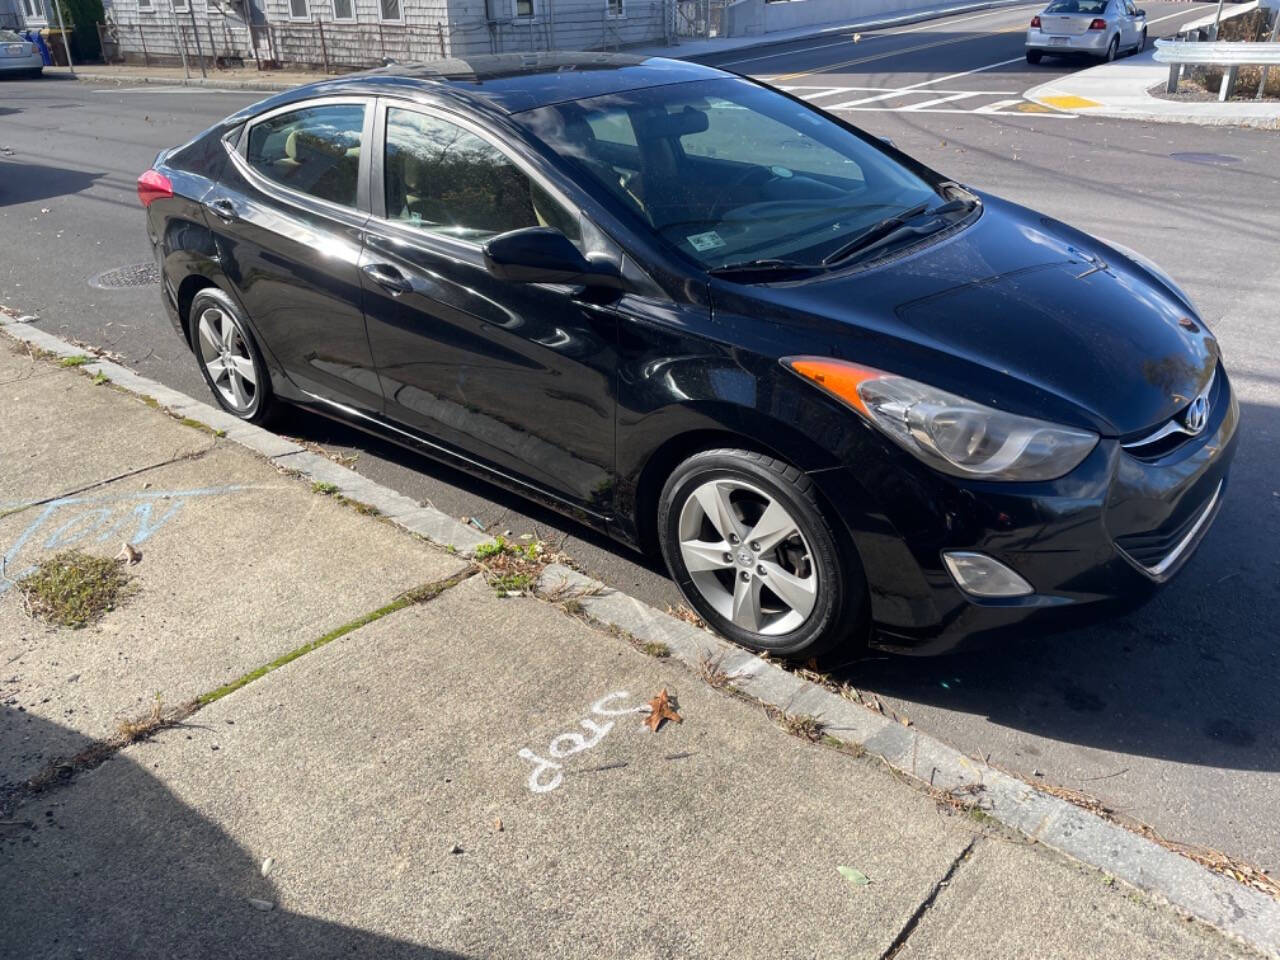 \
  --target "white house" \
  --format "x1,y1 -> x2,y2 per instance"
98,0 -> 675,70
